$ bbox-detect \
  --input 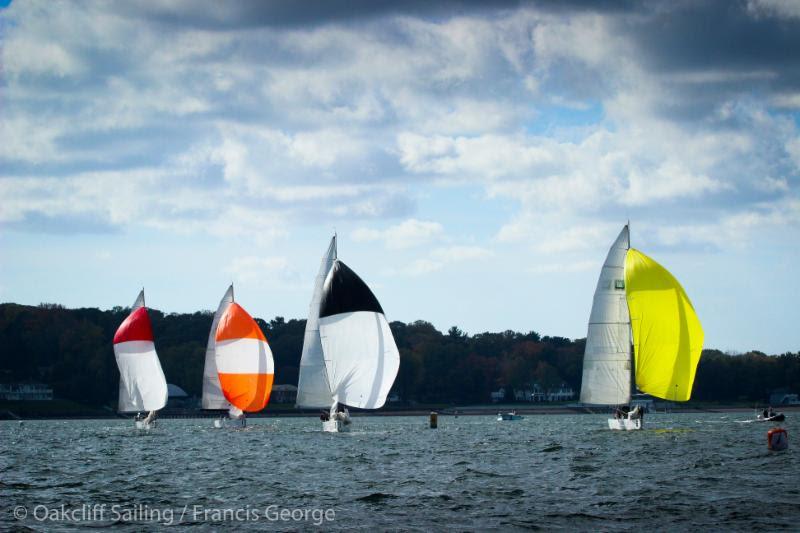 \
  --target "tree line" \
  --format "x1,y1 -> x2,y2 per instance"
0,303 -> 798,407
